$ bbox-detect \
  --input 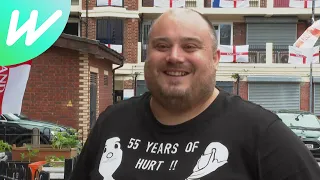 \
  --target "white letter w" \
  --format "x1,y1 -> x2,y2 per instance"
6,10 -> 62,46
